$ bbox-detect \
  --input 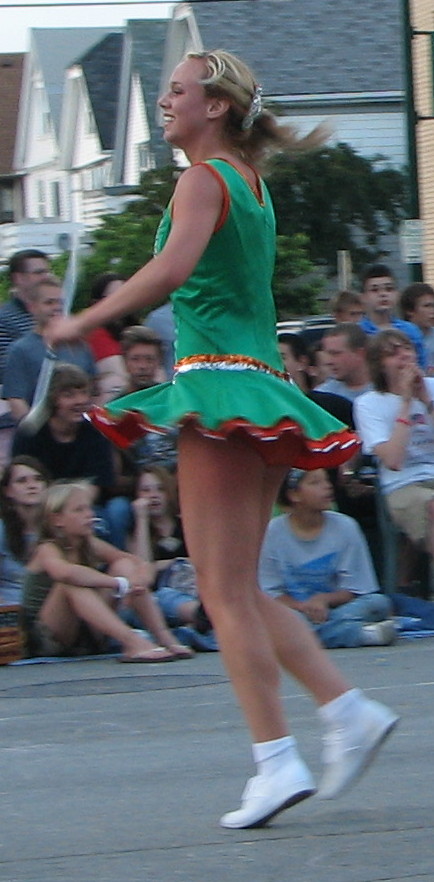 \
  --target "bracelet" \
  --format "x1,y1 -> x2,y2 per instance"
396,417 -> 411,426
114,576 -> 130,599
